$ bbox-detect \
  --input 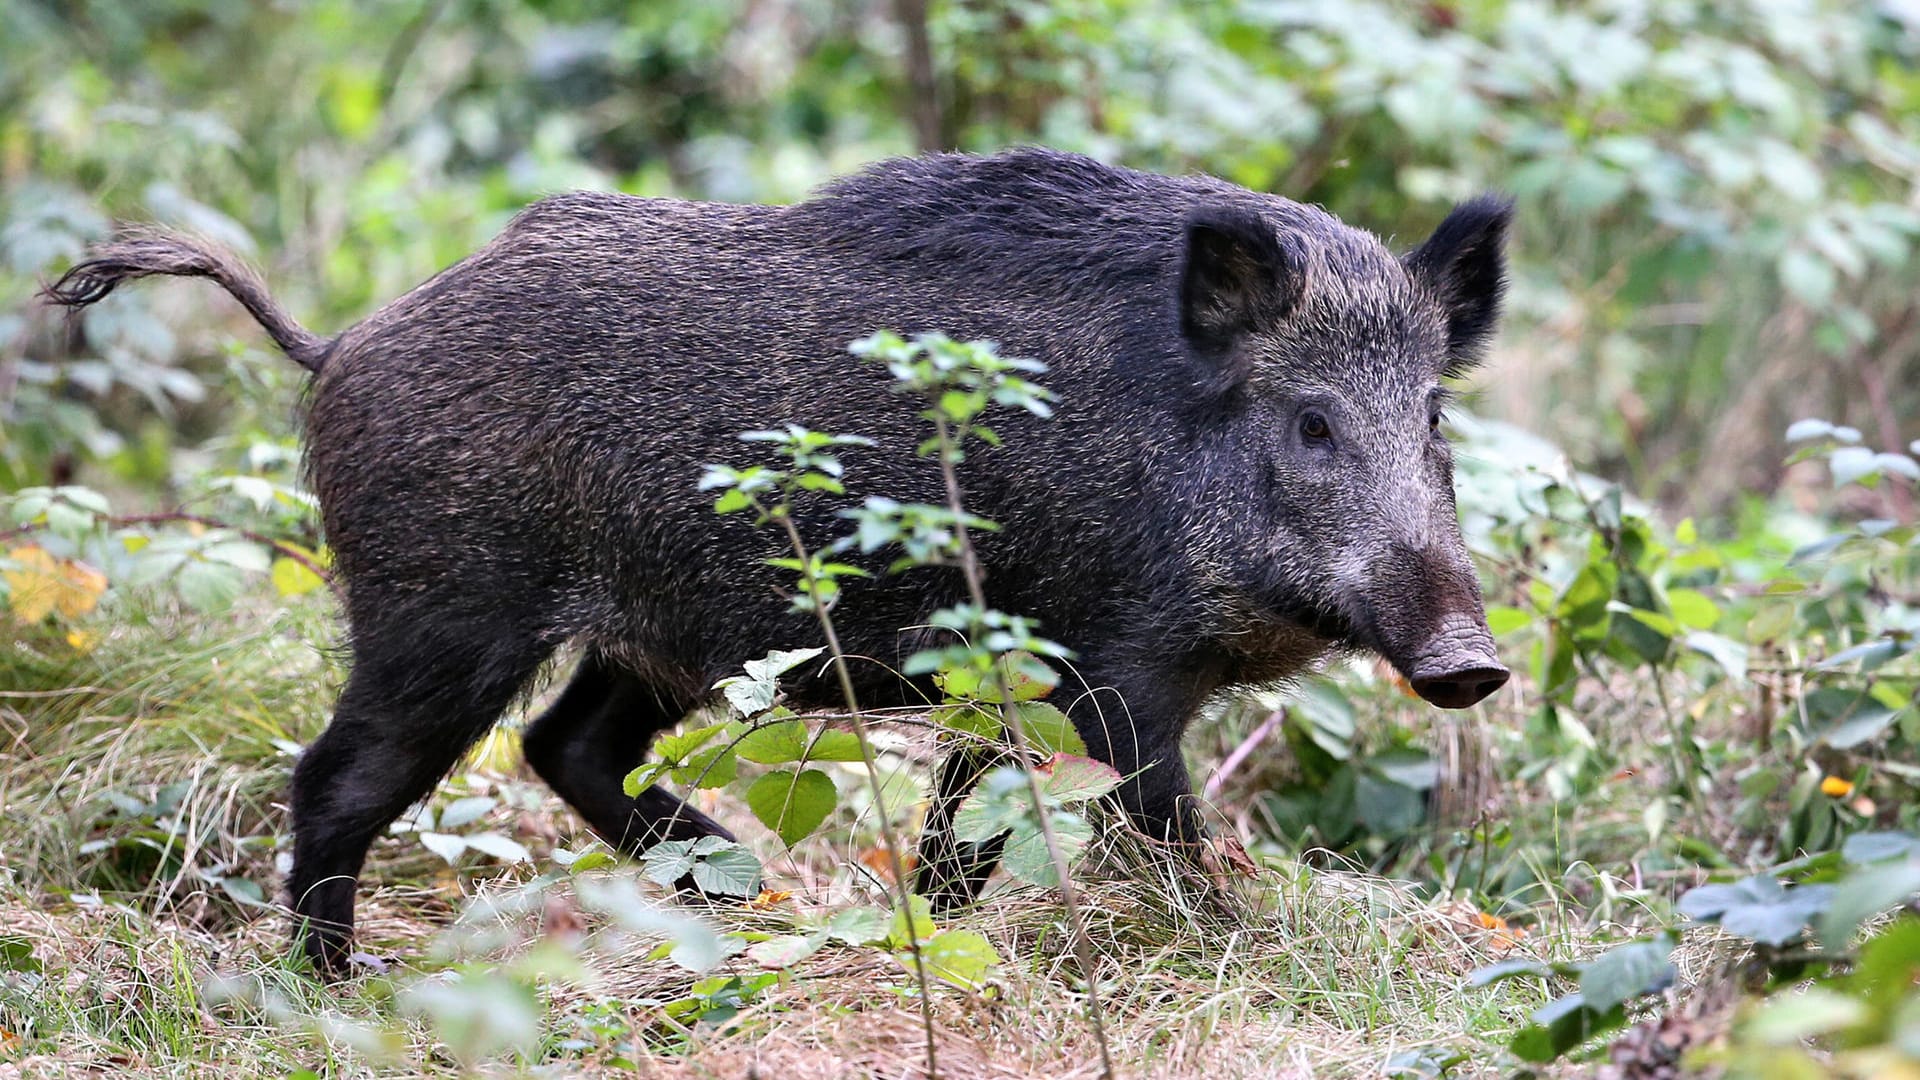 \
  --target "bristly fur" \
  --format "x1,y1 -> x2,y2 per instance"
39,147 -> 1511,975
